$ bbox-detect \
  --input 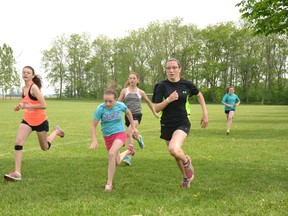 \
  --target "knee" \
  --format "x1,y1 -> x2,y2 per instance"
40,142 -> 51,151
40,146 -> 48,151
108,151 -> 116,160
126,130 -> 132,138
168,146 -> 181,157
